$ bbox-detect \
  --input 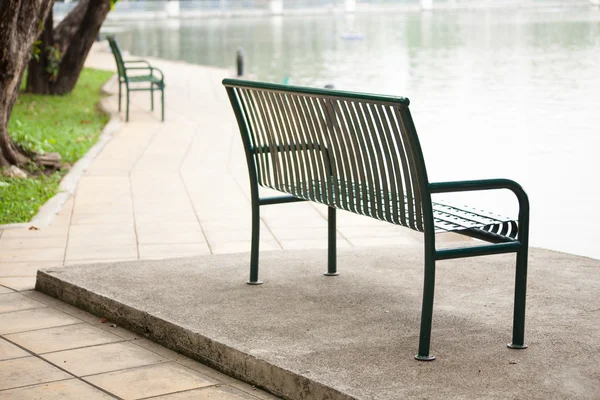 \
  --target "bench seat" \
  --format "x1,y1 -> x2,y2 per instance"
127,74 -> 165,88
279,180 -> 518,242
